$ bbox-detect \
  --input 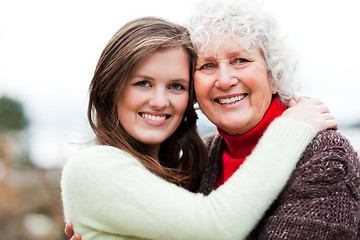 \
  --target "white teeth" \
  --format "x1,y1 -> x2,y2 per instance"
218,95 -> 246,105
141,113 -> 166,121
